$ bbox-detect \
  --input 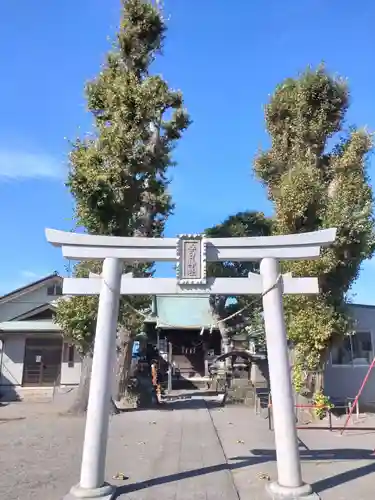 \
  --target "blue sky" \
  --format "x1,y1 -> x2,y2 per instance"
0,0 -> 374,303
